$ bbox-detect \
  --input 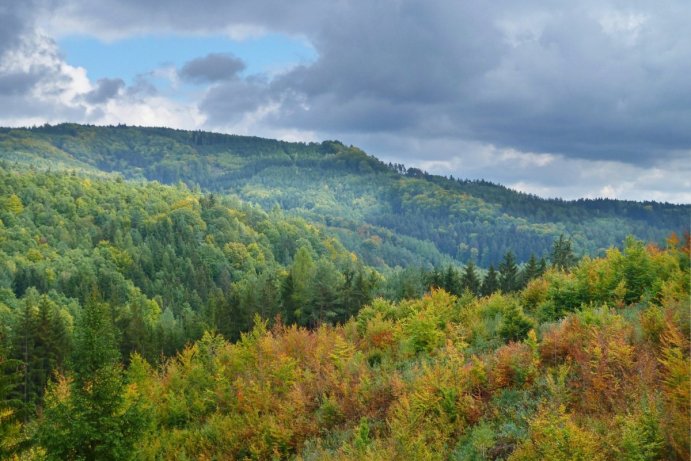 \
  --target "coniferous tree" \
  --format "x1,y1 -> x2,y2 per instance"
499,303 -> 533,342
538,257 -> 547,276
341,265 -> 376,321
481,265 -> 499,296
426,268 -> 443,291
499,251 -> 519,293
520,254 -> 541,288
11,295 -> 38,422
307,258 -> 344,327
281,272 -> 297,324
38,300 -> 146,460
10,291 -> 70,422
461,261 -> 481,296
551,234 -> 577,271
443,265 -> 462,296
